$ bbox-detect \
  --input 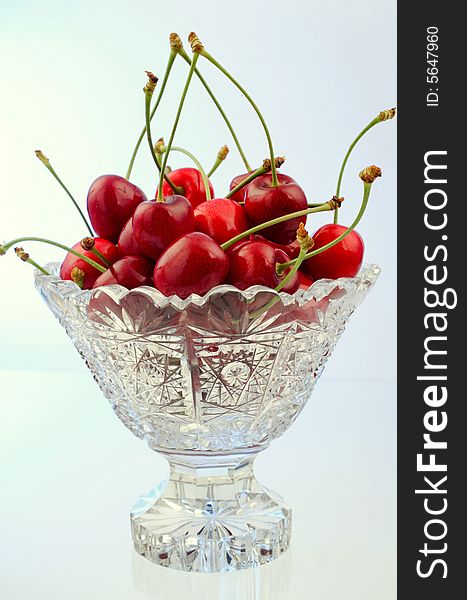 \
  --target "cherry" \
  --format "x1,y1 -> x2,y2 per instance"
194,198 -> 249,245
93,255 -> 154,289
154,232 -> 229,299
117,218 -> 147,259
301,223 -> 364,280
132,195 -> 195,261
87,175 -> 147,243
60,237 -> 118,289
227,240 -> 299,293
244,174 -> 307,245
297,271 -> 314,290
161,168 -> 214,209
